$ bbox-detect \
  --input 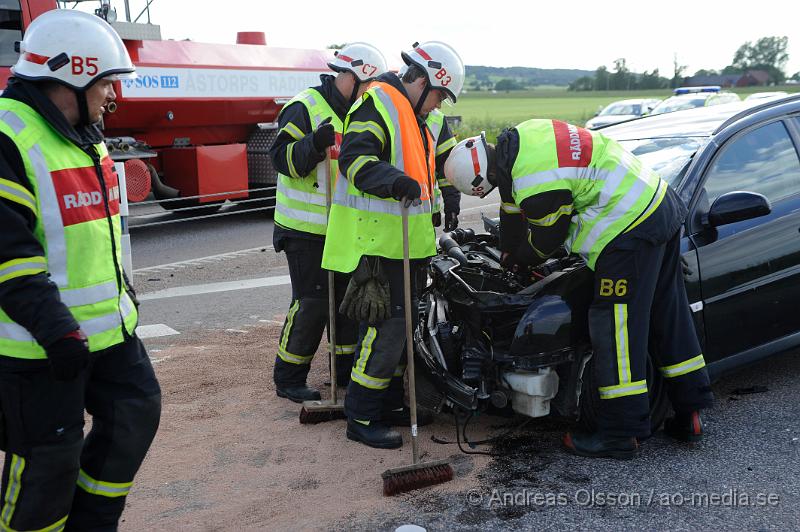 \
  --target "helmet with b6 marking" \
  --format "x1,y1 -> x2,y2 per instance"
12,9 -> 135,90
401,41 -> 464,104
443,132 -> 496,198
327,42 -> 388,83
